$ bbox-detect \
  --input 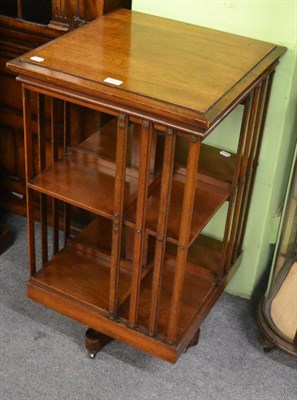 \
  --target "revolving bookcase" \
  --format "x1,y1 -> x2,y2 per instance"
7,9 -> 286,363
